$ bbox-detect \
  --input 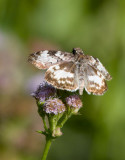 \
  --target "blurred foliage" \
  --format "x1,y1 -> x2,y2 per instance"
0,0 -> 125,160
